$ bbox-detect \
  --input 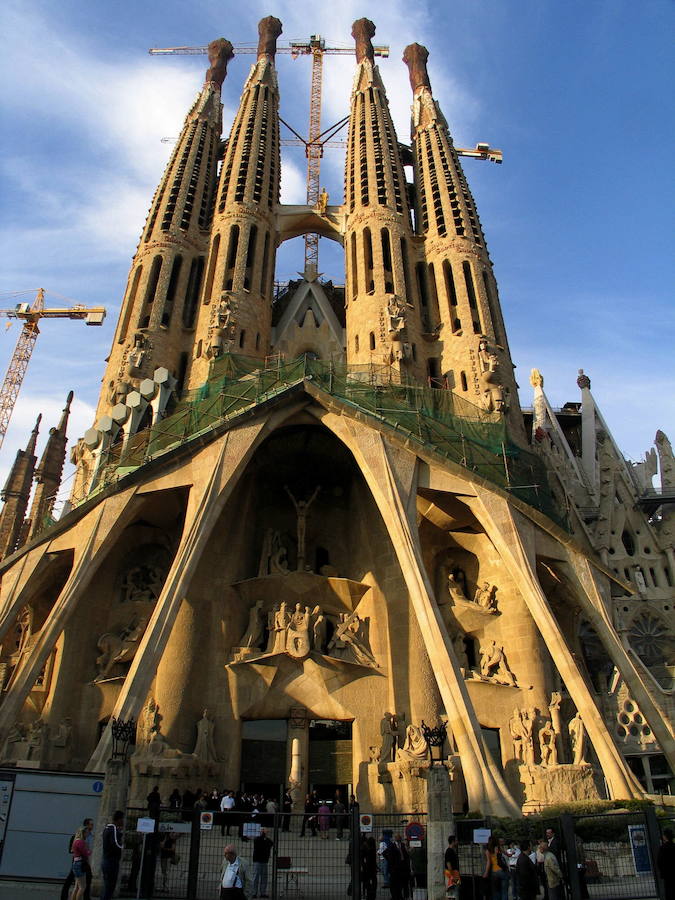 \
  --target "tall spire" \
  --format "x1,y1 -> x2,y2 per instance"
27,392 -> 73,541
344,19 -> 425,379
94,37 -> 234,423
0,414 -> 41,559
403,44 -> 524,437
190,16 -> 283,384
